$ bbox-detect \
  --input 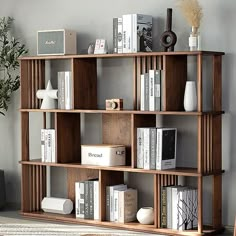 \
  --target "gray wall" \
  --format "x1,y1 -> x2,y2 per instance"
0,0 -> 235,226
